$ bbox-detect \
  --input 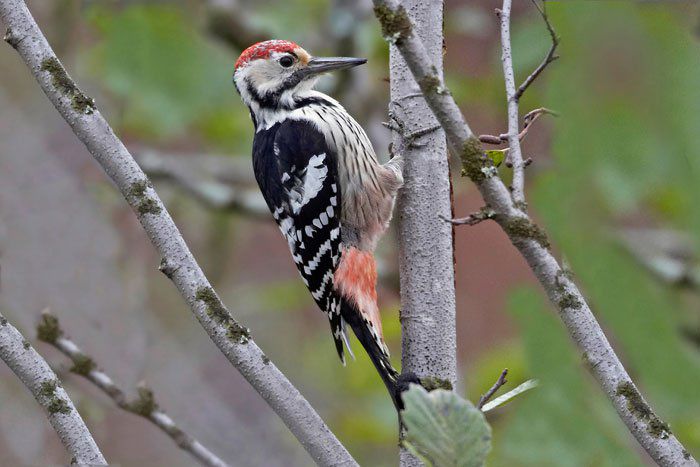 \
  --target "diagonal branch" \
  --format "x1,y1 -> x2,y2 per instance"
37,311 -> 227,467
514,0 -> 560,102
0,2 -> 356,465
0,311 -> 106,464
372,0 -> 696,465
477,369 -> 508,410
